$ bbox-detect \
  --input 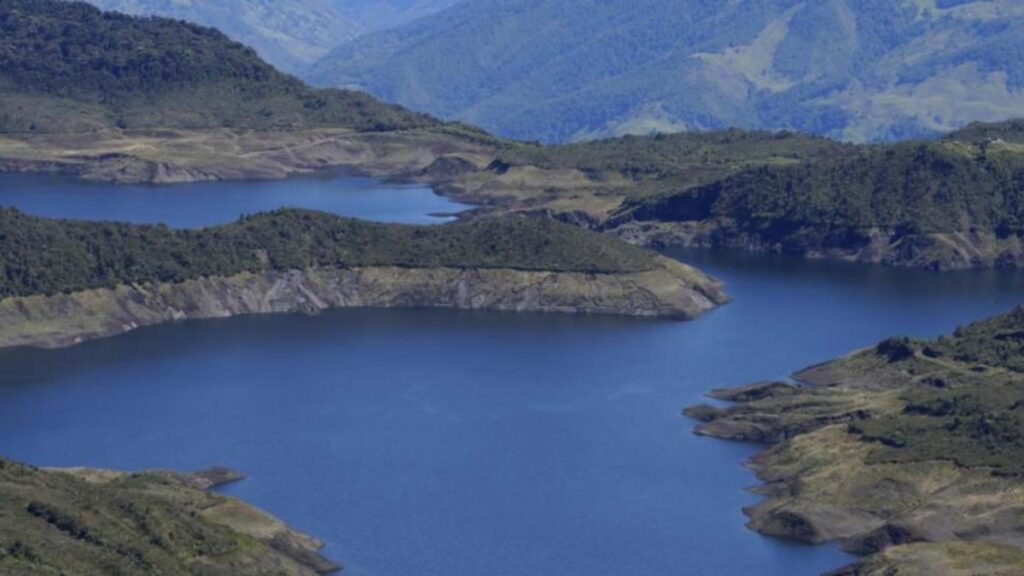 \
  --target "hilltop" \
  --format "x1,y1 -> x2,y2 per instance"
0,0 -> 438,133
